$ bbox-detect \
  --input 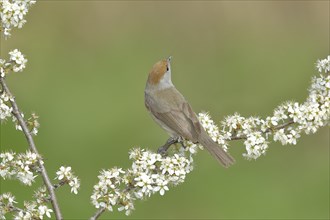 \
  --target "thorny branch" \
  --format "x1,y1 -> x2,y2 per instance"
0,77 -> 63,220
158,119 -> 296,152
